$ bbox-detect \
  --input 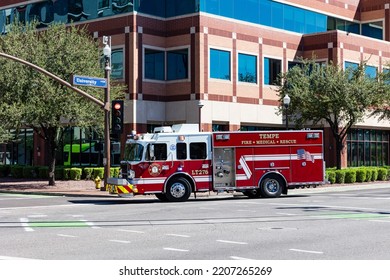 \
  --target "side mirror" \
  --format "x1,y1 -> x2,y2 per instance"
149,144 -> 155,160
